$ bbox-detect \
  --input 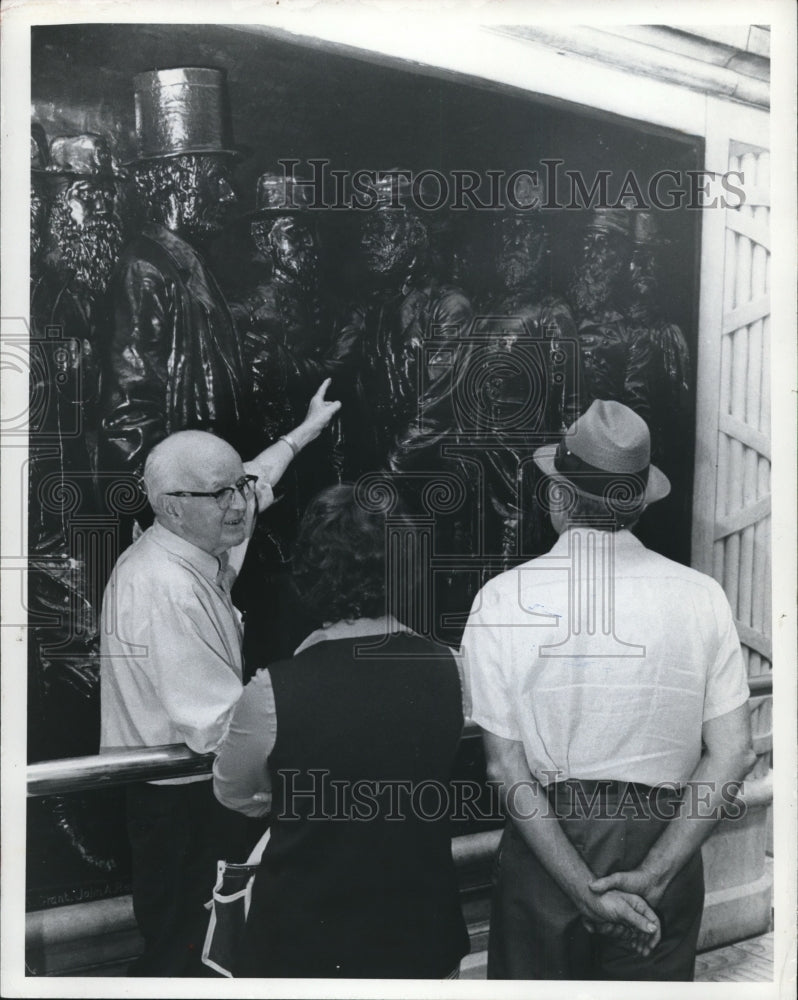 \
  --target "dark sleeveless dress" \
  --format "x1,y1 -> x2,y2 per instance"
237,632 -> 469,978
